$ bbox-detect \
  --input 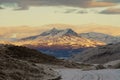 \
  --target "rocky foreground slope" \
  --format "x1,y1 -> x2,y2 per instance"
0,44 -> 87,68
71,43 -> 120,64
0,44 -> 60,64
0,44 -> 61,80
0,55 -> 60,80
